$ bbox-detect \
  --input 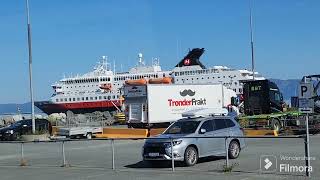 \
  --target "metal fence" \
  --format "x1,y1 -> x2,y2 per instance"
0,135 -> 312,177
